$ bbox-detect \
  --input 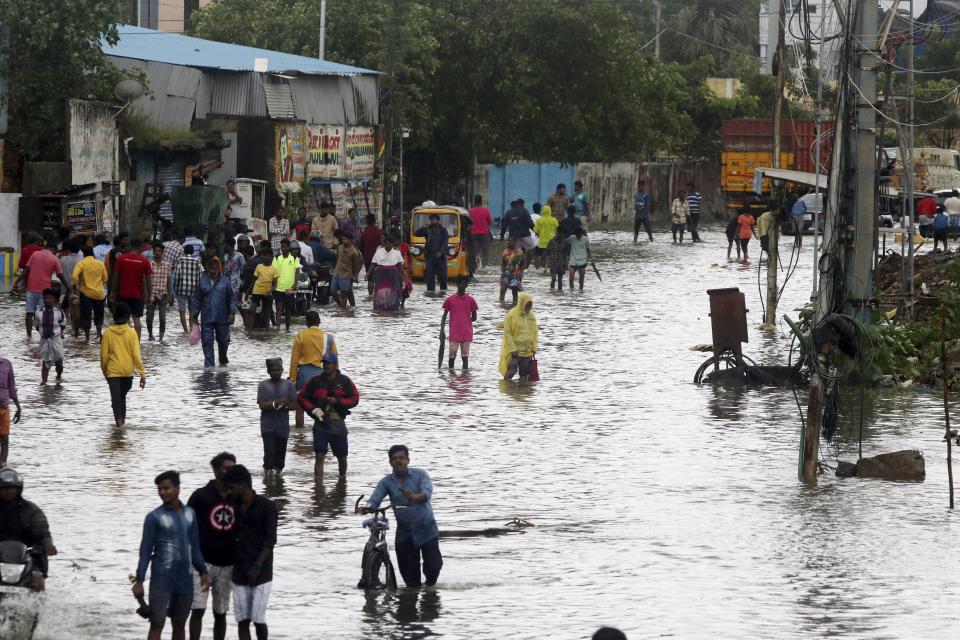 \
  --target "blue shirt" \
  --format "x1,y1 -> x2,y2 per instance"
634,192 -> 651,218
686,192 -> 703,216
184,236 -> 205,255
367,468 -> 439,546
935,212 -> 949,230
136,502 -> 207,593
193,273 -> 236,324
93,244 -> 112,261
573,191 -> 590,217
791,199 -> 807,216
